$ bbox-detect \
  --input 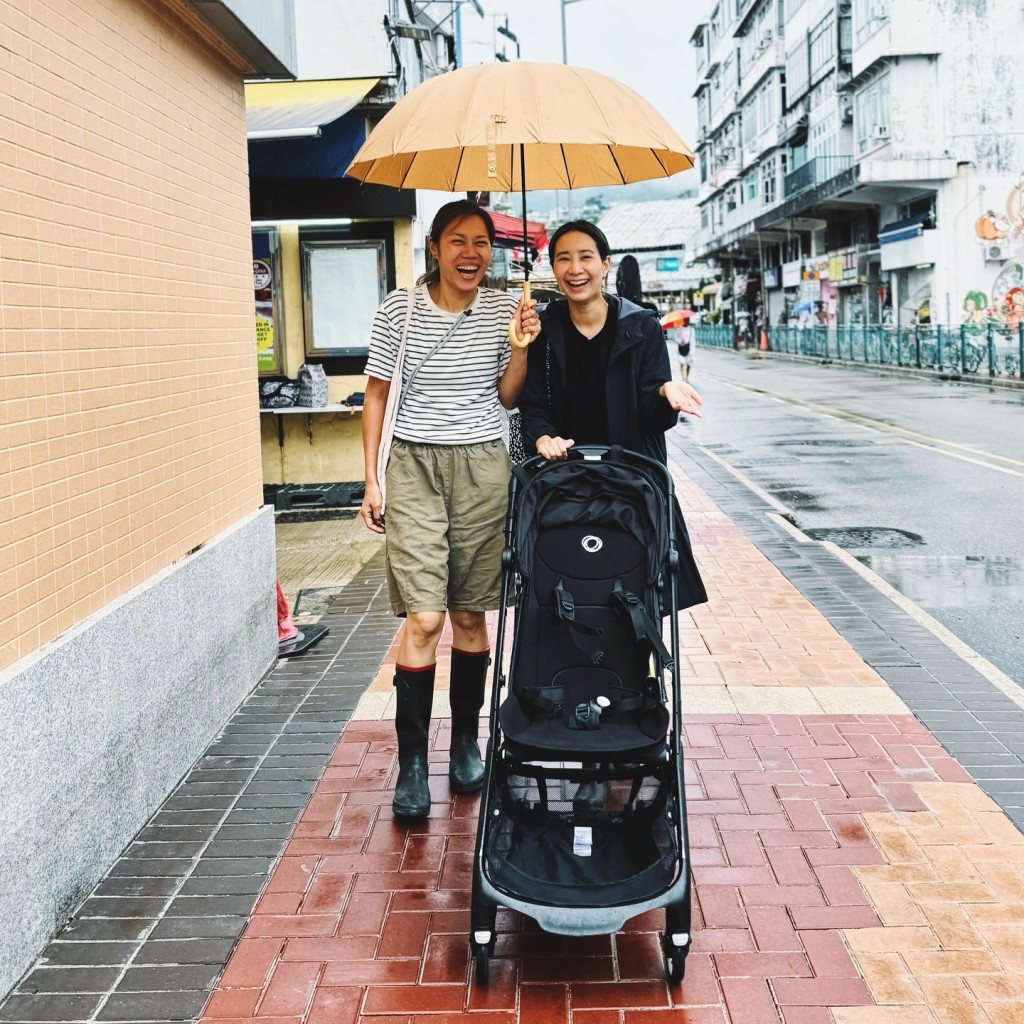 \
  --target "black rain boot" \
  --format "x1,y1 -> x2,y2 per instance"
392,665 -> 435,820
448,648 -> 488,793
